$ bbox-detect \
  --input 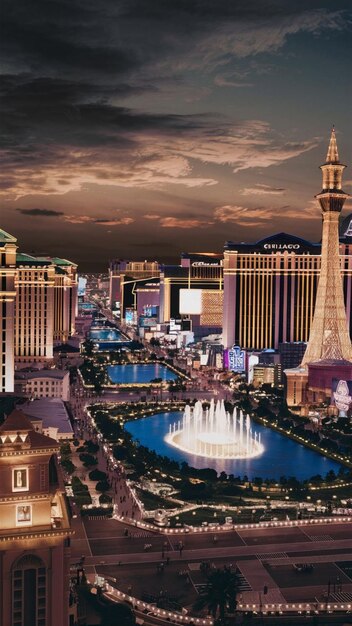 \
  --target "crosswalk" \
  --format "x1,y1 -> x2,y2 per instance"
194,573 -> 252,594
307,534 -> 333,542
330,591 -> 352,602
256,552 -> 288,560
